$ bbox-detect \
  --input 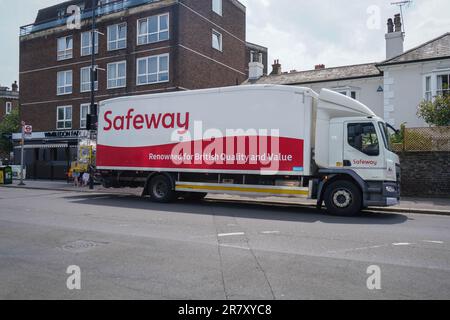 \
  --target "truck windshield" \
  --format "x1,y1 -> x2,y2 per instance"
378,122 -> 394,152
